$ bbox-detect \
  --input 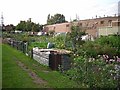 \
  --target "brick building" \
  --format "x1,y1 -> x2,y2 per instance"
44,16 -> 120,38
44,22 -> 71,33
